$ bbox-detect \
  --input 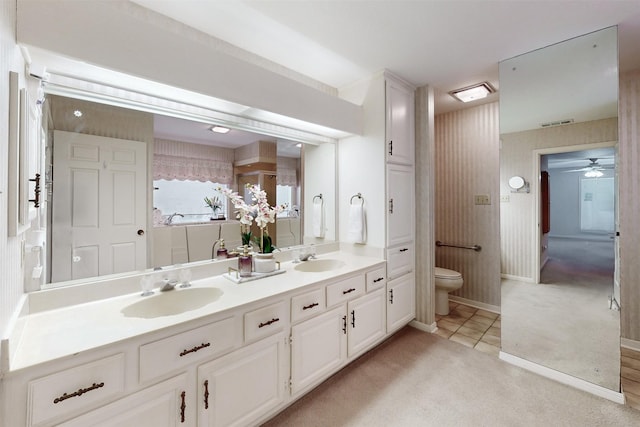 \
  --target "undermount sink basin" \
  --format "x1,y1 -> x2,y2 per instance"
121,287 -> 223,319
294,259 -> 345,273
